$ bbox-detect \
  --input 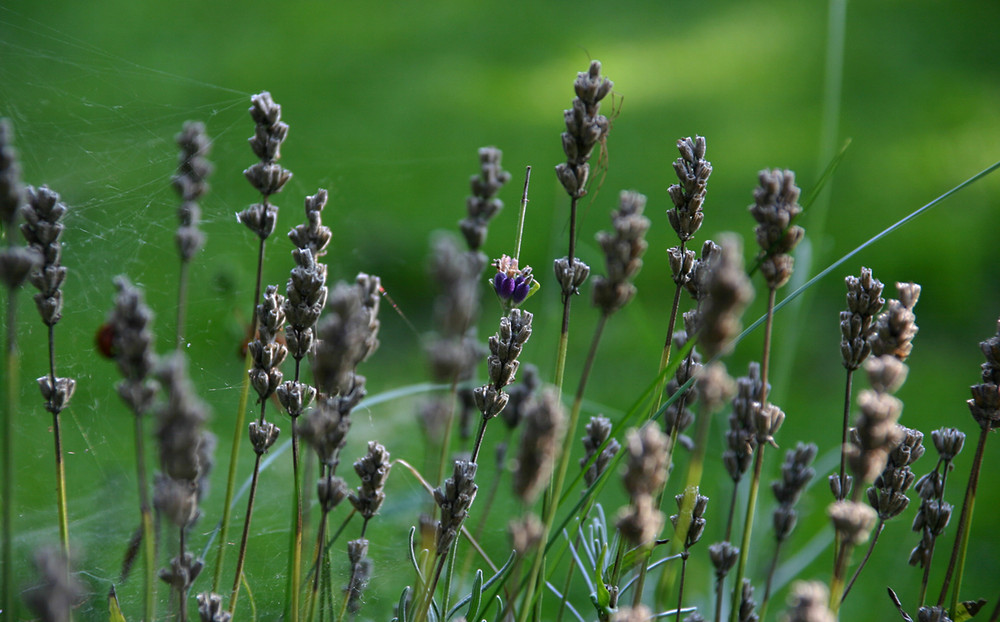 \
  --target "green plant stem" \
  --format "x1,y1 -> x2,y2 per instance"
230,450 -> 264,615
213,235 -> 266,593
522,313 -> 608,622
133,411 -> 156,622
837,369 -> 854,500
470,414 -> 488,465
552,195 -> 580,395
653,250 -> 687,418
840,520 -> 883,604
177,257 -> 190,349
2,287 -> 18,617
514,166 -> 530,263
288,420 -> 303,622
729,286 -> 776,622
435,378 -> 460,489
178,526 -> 188,622
674,550 -> 690,621
307,499 -> 331,622
44,325 -> 70,564
828,533 -> 853,614
938,425 -> 988,614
